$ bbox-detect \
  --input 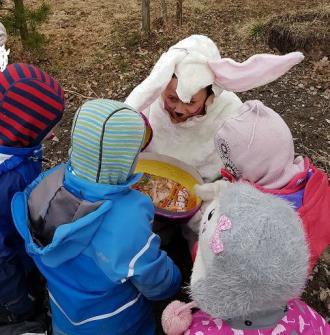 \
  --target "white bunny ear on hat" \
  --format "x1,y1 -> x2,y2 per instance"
208,52 -> 304,92
125,49 -> 186,113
